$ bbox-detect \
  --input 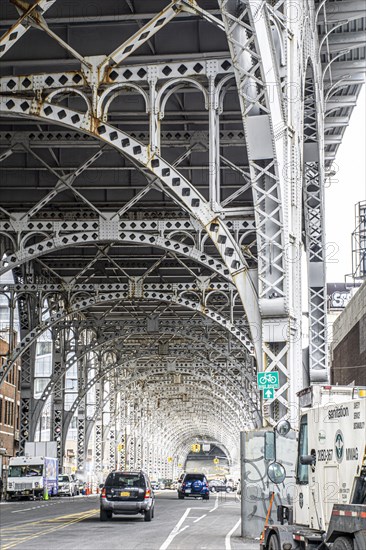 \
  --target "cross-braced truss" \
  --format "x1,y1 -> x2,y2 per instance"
0,0 -> 364,472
